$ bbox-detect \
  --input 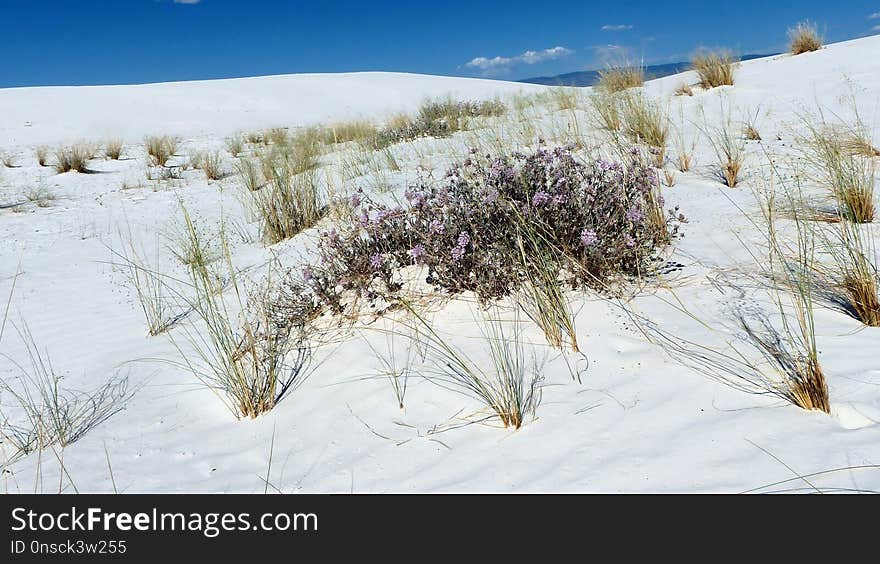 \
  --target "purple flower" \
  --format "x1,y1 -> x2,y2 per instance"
457,231 -> 470,247
302,267 -> 314,283
451,245 -> 465,261
532,191 -> 551,206
369,254 -> 383,269
350,193 -> 362,209
409,244 -> 426,262
625,206 -> 644,222
429,219 -> 445,234
580,228 -> 598,247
